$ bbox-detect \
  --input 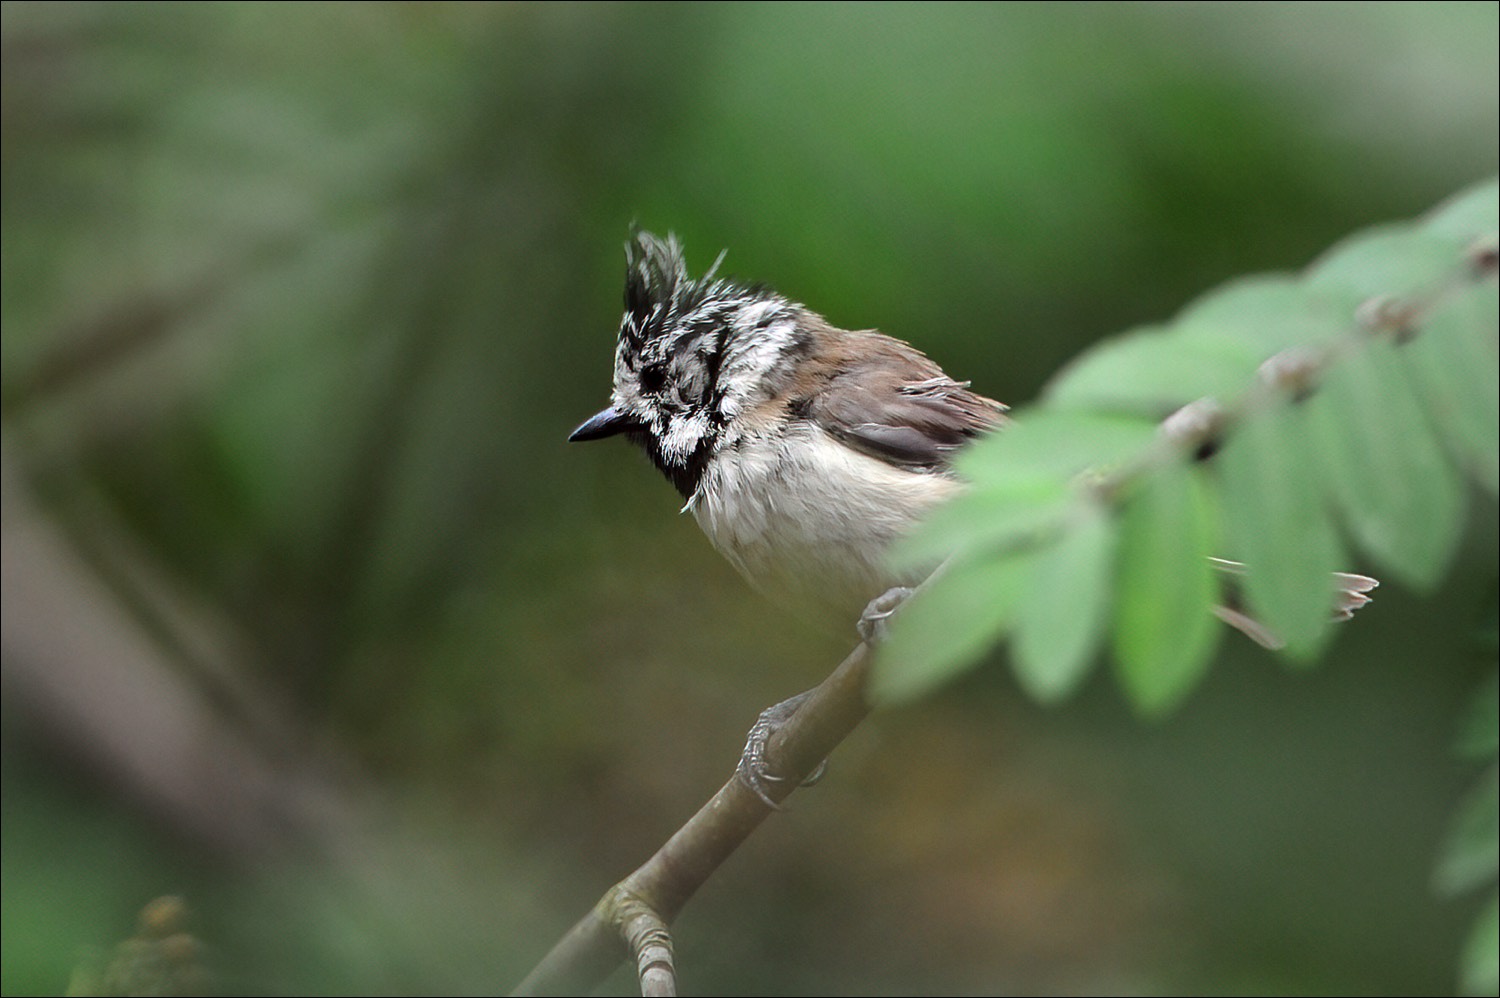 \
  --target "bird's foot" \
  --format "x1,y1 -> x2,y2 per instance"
857,586 -> 915,645
735,690 -> 826,809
